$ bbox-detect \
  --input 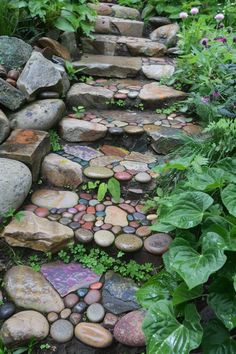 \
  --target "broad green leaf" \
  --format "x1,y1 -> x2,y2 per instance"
153,157 -> 192,174
152,191 -> 214,231
143,300 -> 202,354
185,167 -> 226,192
208,278 -> 236,330
221,184 -> 236,216
167,236 -> 226,289
215,158 -> 236,183
136,271 -> 179,308
172,282 -> 203,306
107,177 -> 120,203
202,319 -> 236,354
55,17 -> 75,32
97,183 -> 107,202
